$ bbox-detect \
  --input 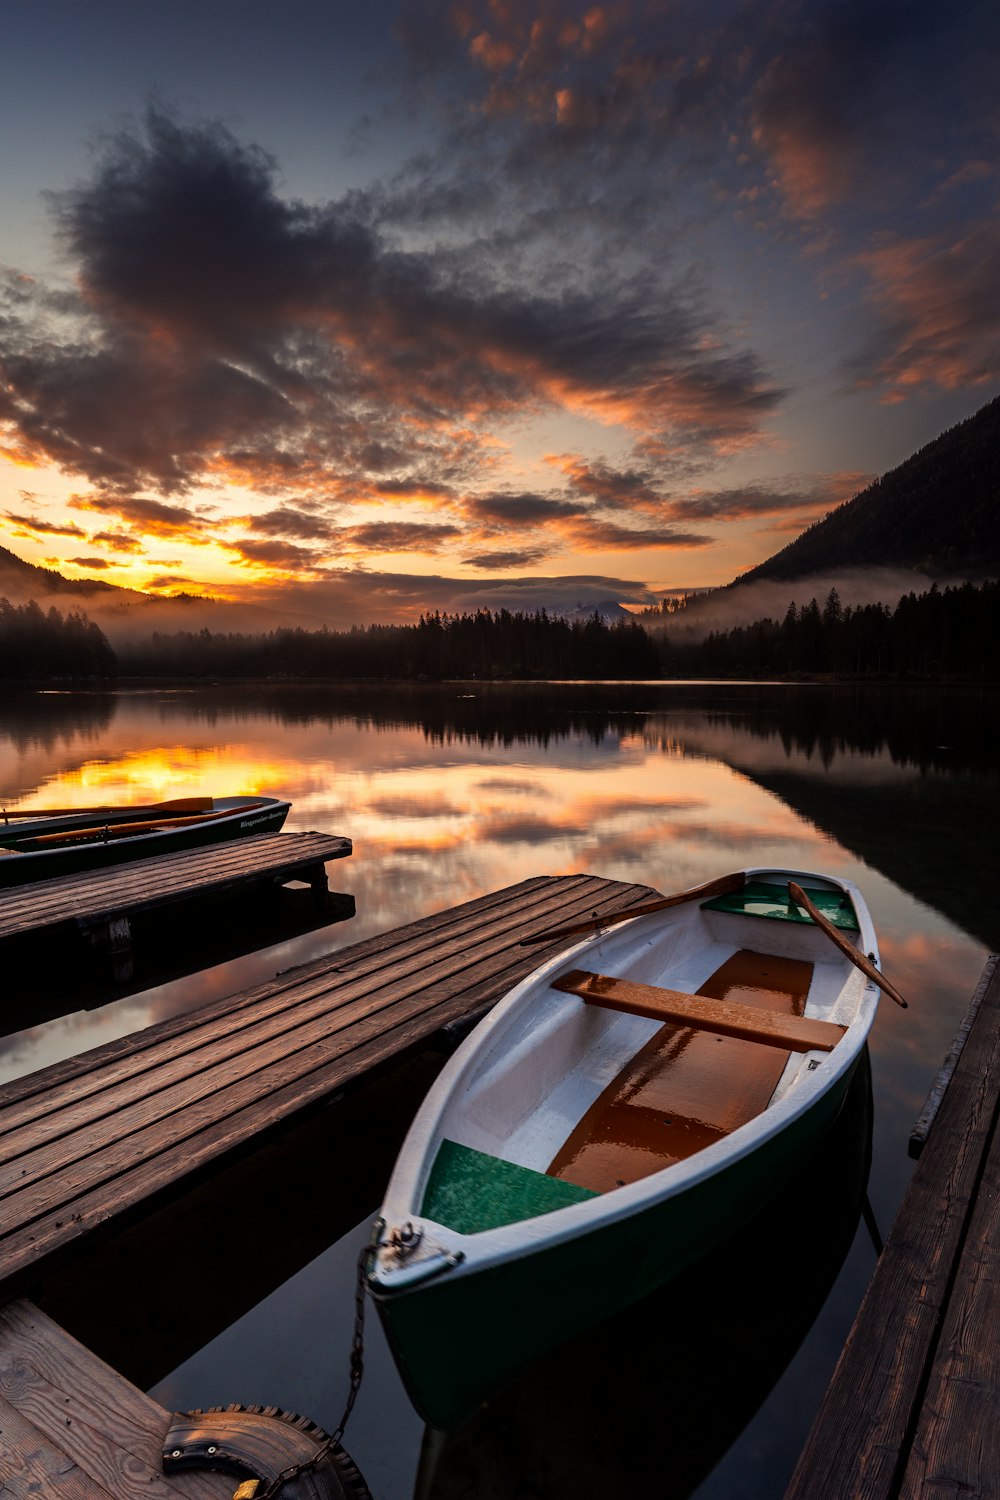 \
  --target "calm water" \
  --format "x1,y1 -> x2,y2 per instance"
3,681 -> 997,1499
